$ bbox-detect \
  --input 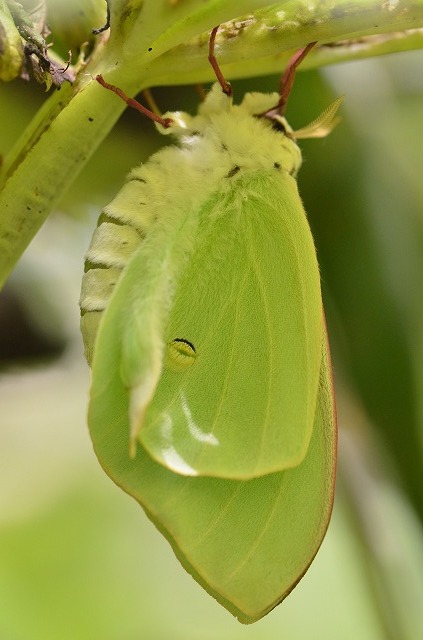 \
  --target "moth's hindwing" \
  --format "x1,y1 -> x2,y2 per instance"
88,293 -> 336,622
